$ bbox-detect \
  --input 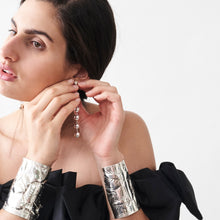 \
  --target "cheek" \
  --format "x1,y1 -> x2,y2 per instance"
20,64 -> 66,101
22,56 -> 67,85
